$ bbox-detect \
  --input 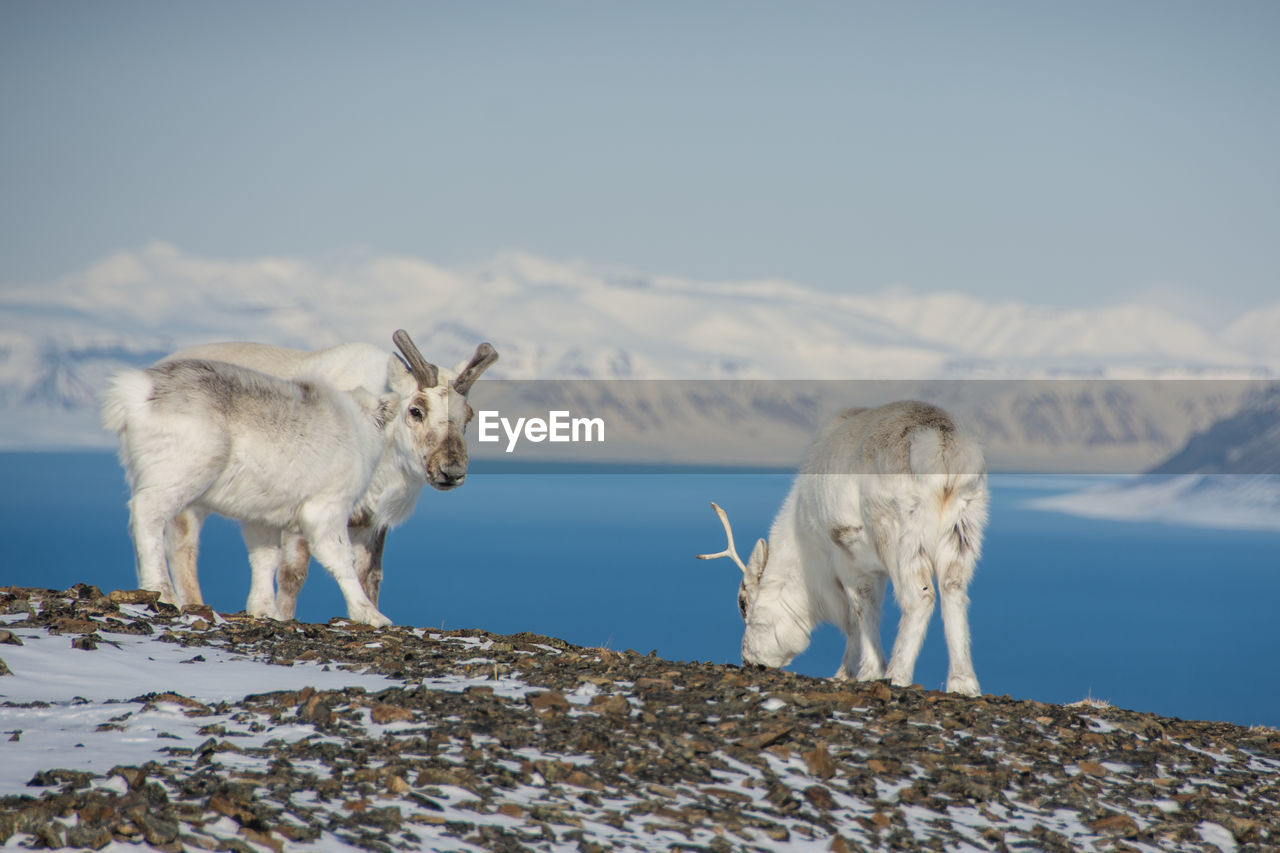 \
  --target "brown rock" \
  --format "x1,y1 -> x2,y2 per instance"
829,834 -> 854,852
408,813 -> 449,825
803,784 -> 837,811
134,812 -> 179,847
208,795 -> 254,824
766,743 -> 792,760
803,743 -> 837,779
529,690 -> 571,713
65,824 -> 113,850
566,770 -> 603,790
78,802 -> 117,825
415,767 -> 464,787
370,704 -> 415,724
1077,761 -> 1108,777
811,690 -> 862,709
71,633 -> 100,650
108,589 -> 161,607
54,618 -> 99,635
111,765 -> 148,790
759,823 -> 790,842
588,694 -> 630,716
239,827 -> 284,853
150,692 -> 209,710
0,629 -> 23,646
299,694 -> 332,725
737,723 -> 794,750
1088,814 -> 1139,837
